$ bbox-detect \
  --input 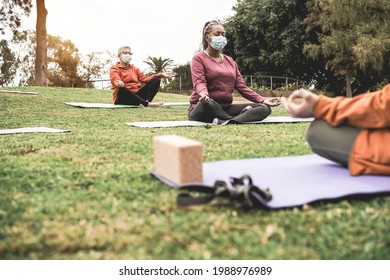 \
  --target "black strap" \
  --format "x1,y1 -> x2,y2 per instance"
177,175 -> 272,210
